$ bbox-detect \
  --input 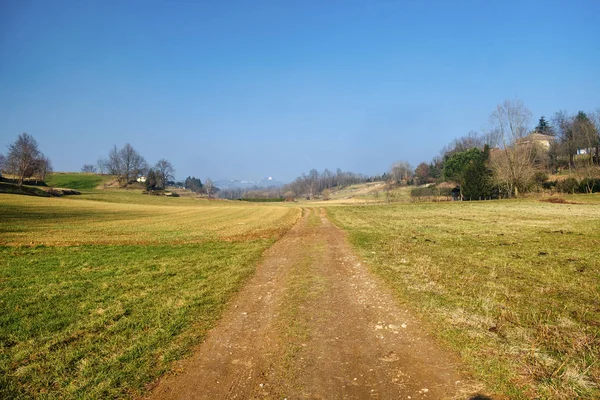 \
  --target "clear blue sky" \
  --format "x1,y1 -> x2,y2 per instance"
1,0 -> 599,182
